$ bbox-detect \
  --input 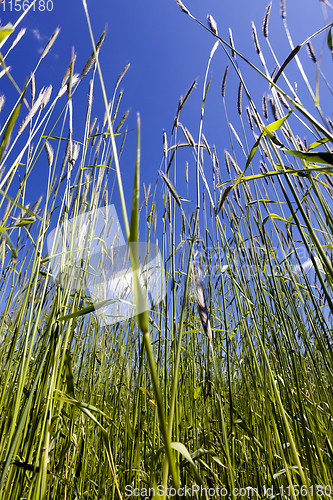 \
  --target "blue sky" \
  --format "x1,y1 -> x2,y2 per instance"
0,0 -> 332,226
